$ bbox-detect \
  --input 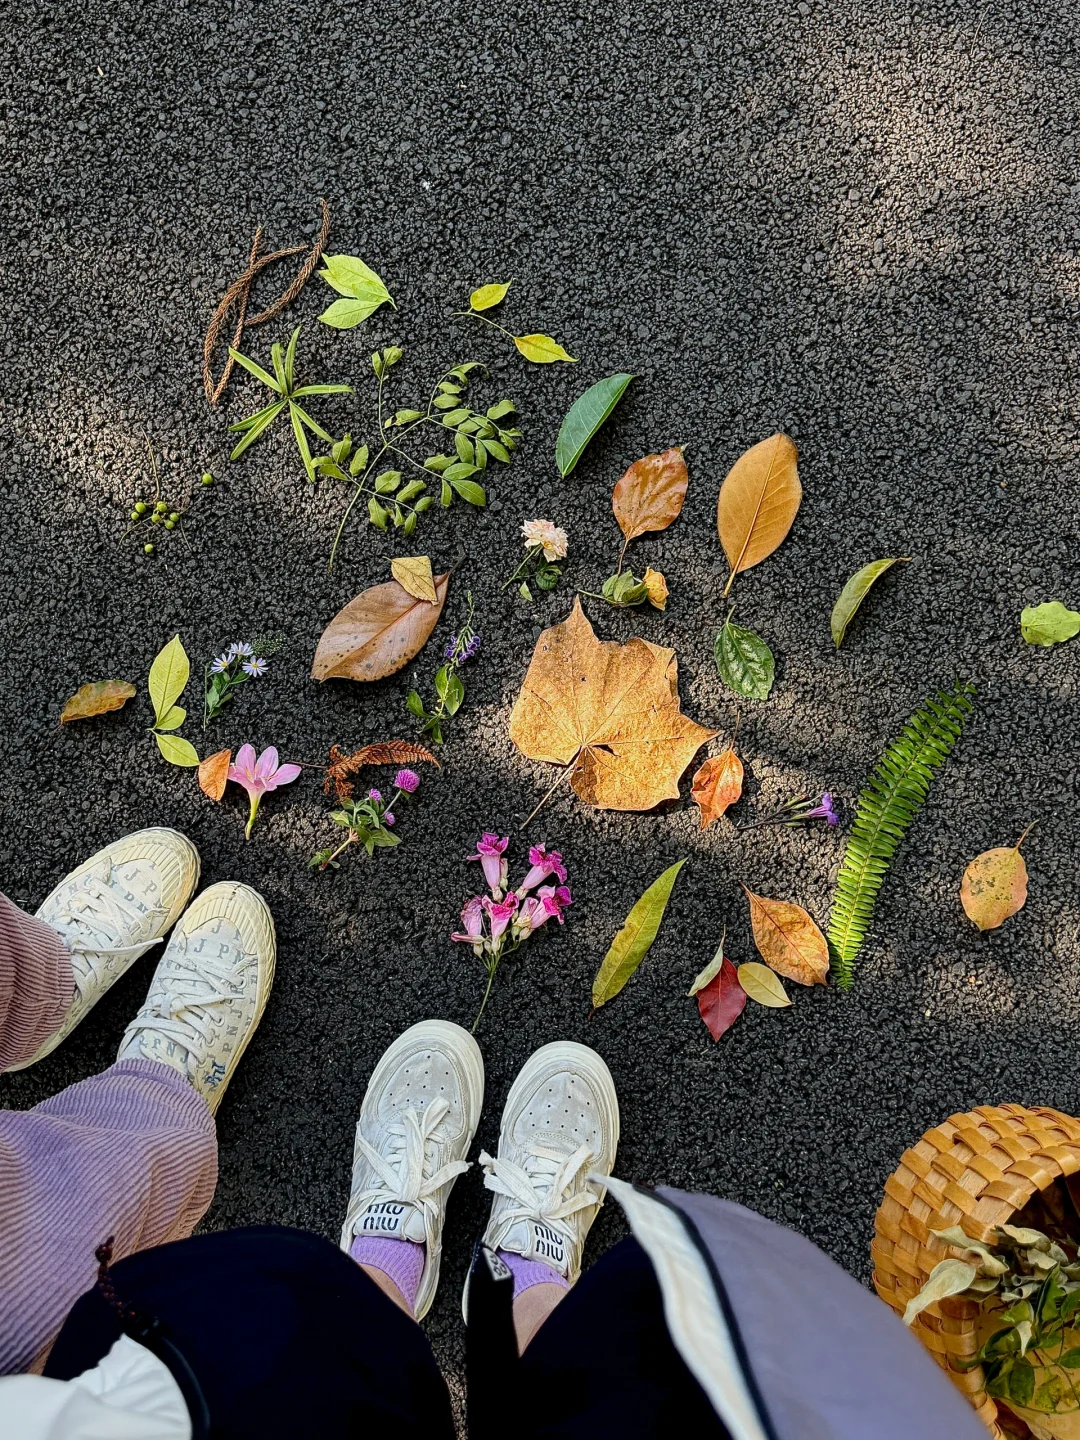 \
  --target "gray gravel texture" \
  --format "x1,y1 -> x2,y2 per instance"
3,0 -> 1080,1399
